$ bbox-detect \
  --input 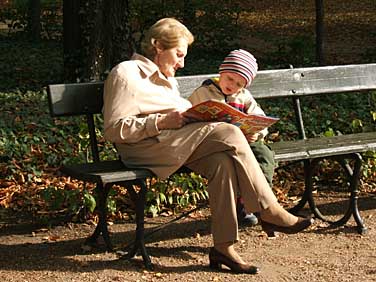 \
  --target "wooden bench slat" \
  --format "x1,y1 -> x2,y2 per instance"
61,160 -> 154,184
47,82 -> 104,117
61,161 -> 192,185
272,132 -> 376,161
47,64 -> 376,116
250,64 -> 376,99
177,64 -> 376,99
